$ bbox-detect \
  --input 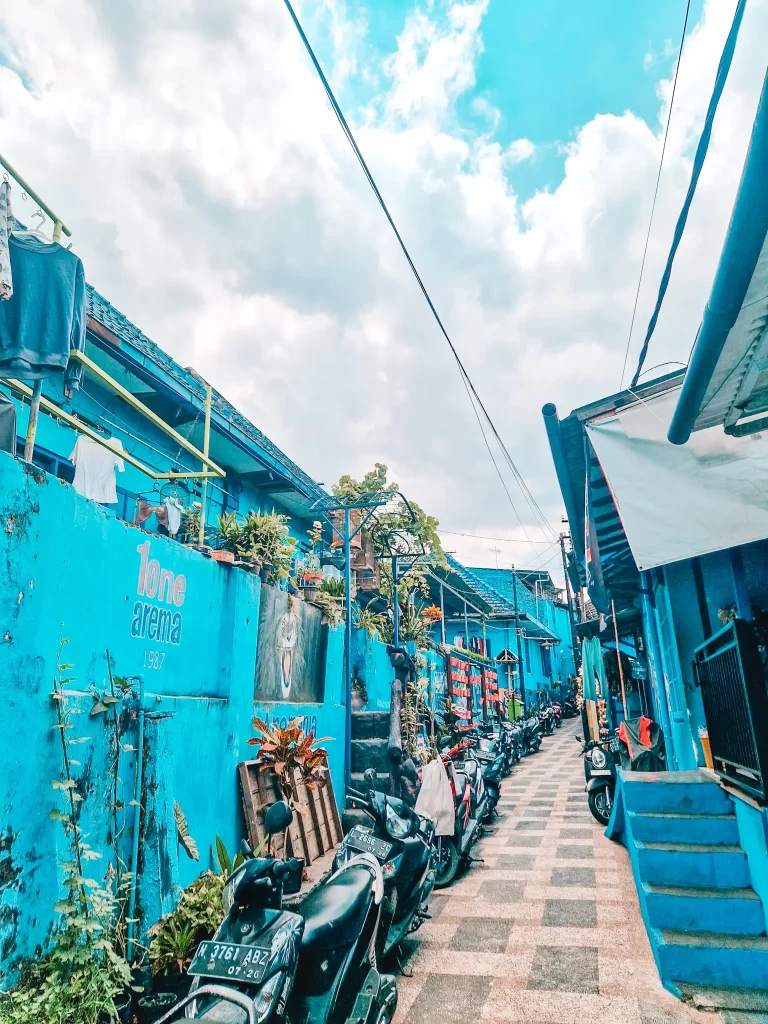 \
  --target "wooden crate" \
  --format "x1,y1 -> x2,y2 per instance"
238,756 -> 342,865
